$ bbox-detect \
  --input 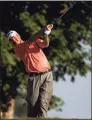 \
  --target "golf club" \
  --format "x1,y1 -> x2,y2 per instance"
51,1 -> 77,25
